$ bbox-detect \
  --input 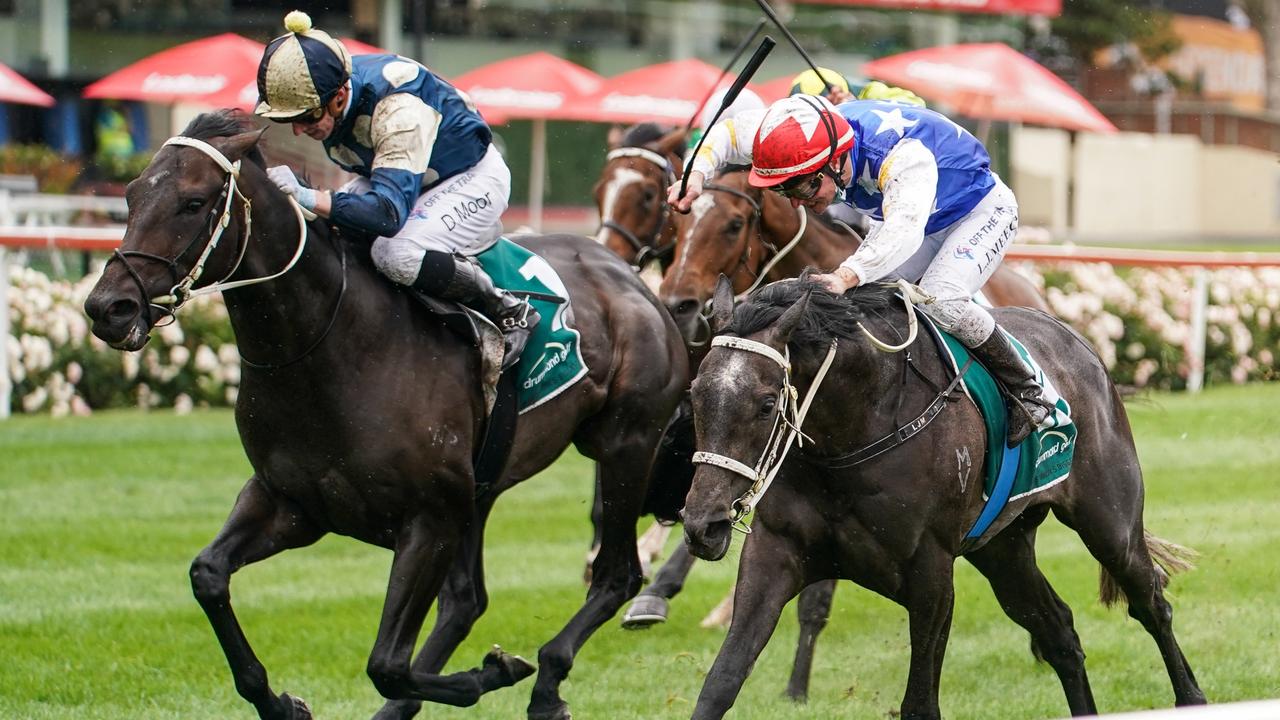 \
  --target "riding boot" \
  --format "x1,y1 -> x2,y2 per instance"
438,255 -> 541,371
970,328 -> 1051,447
